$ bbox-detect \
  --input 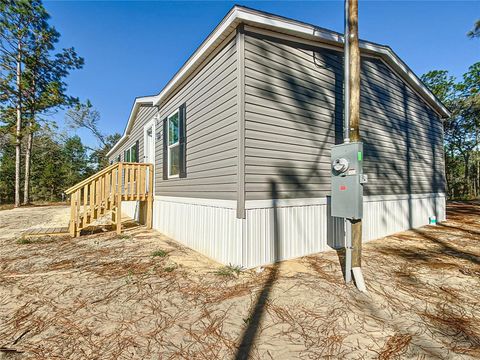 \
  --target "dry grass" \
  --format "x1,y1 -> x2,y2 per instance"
0,202 -> 479,359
